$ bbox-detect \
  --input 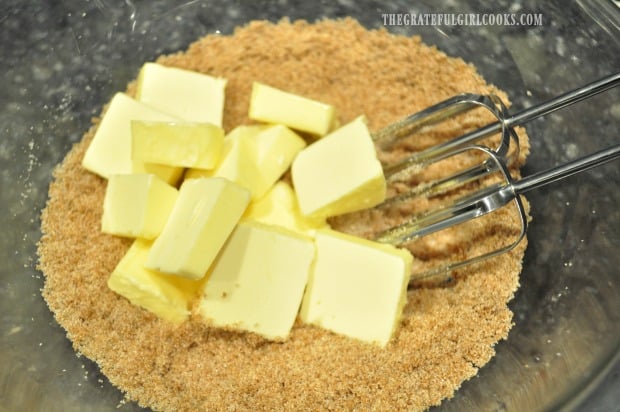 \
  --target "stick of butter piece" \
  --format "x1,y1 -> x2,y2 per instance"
291,116 -> 387,219
251,124 -> 307,198
198,221 -> 316,340
185,125 -> 304,200
244,181 -> 328,237
183,125 -> 264,192
82,92 -> 183,184
108,239 -> 203,324
135,62 -> 227,127
102,174 -> 178,240
300,229 -> 412,347
249,82 -> 336,136
145,177 -> 250,280
131,121 -> 224,169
